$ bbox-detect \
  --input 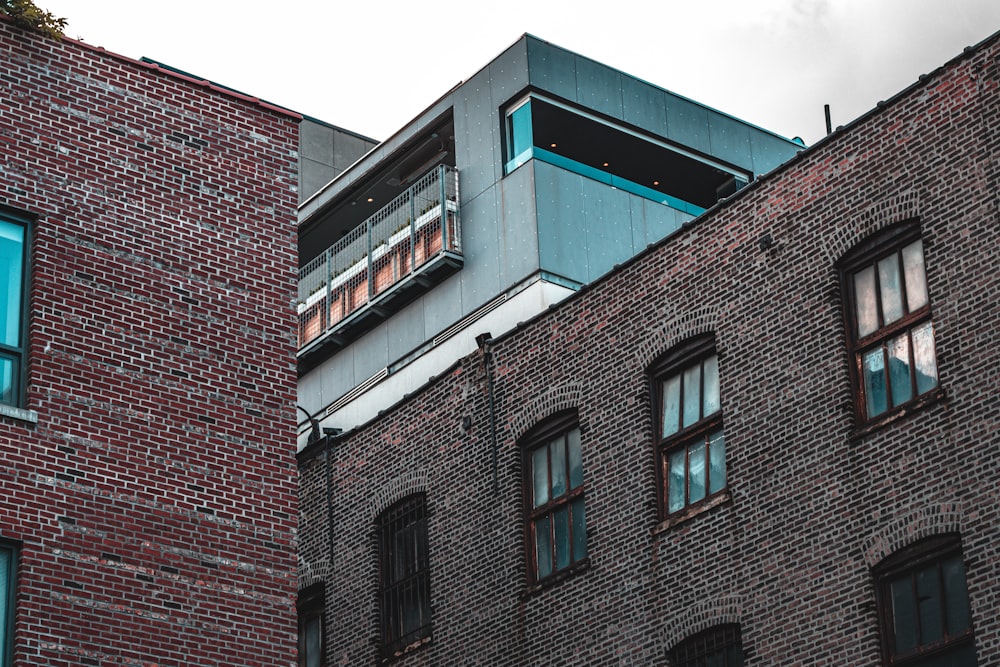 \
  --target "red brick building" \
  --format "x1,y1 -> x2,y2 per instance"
0,19 -> 300,666
298,29 -> 1000,666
